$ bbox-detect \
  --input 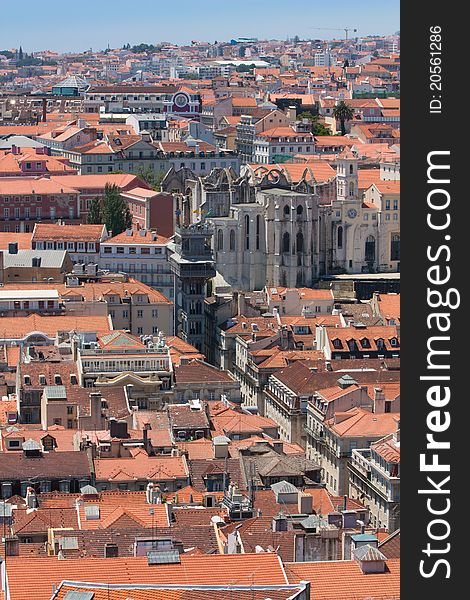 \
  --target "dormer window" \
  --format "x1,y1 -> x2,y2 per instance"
347,340 -> 358,352
376,338 -> 385,350
390,337 -> 398,347
333,339 -> 342,349
360,338 -> 371,348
